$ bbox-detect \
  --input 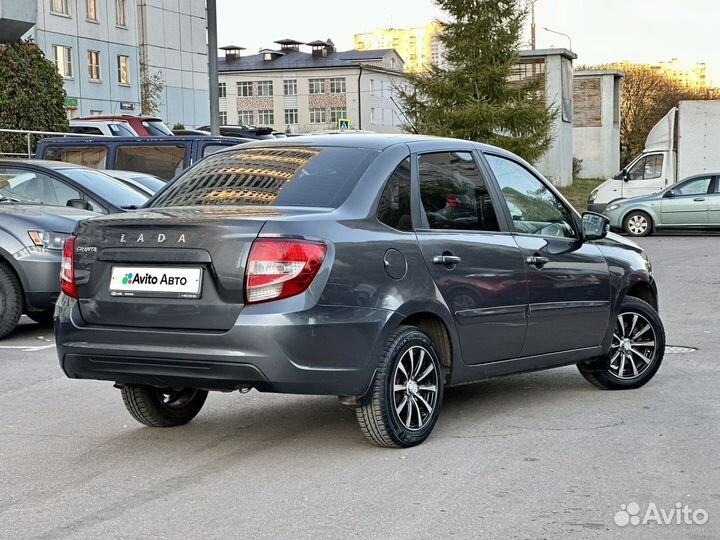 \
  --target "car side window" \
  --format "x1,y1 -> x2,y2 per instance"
628,154 -> 663,180
673,177 -> 711,196
418,152 -> 500,232
377,158 -> 412,231
485,155 -> 577,239
0,168 -> 81,206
